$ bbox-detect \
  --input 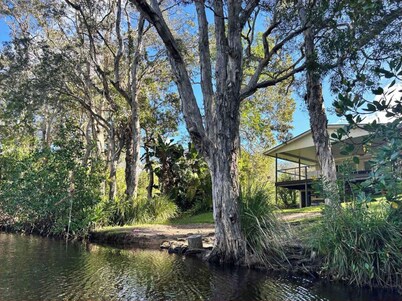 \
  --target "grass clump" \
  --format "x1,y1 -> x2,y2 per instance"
240,186 -> 290,268
94,195 -> 178,226
312,204 -> 402,290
